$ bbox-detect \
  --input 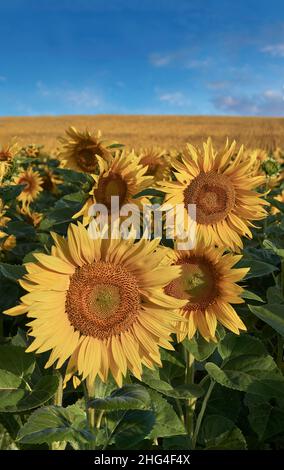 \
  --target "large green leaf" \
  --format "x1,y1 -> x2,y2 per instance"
249,304 -> 284,336
200,415 -> 246,450
0,264 -> 27,283
238,258 -> 278,279
89,384 -> 151,411
0,345 -> 35,377
218,333 -> 267,360
141,368 -> 203,400
147,390 -> 186,439
0,371 -> 59,413
17,405 -> 89,446
205,355 -> 284,397
112,410 -> 155,449
245,394 -> 284,442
